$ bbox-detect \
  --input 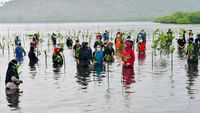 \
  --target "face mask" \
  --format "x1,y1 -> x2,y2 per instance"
97,48 -> 101,51
117,34 -> 121,37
